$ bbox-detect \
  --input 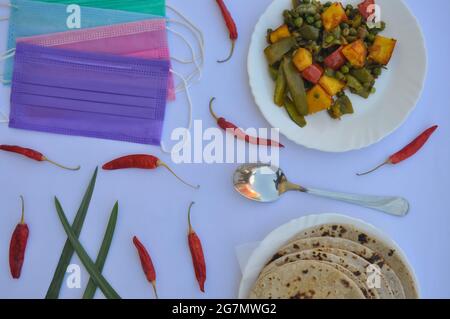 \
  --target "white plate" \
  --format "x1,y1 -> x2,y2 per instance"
248,0 -> 427,152
238,213 -> 419,298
